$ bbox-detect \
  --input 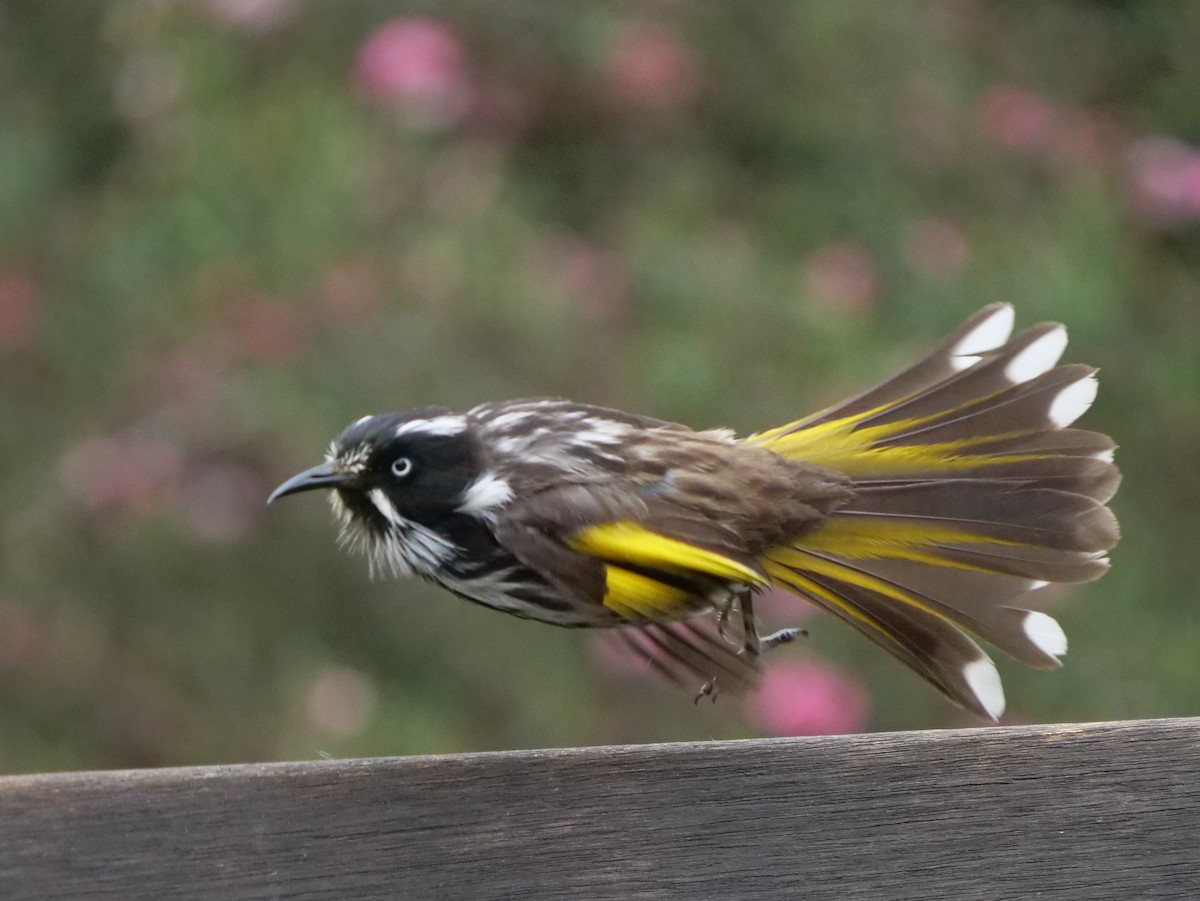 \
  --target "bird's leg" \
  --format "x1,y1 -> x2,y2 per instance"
696,591 -> 806,702
694,677 -> 719,704
738,591 -> 764,656
714,591 -> 738,643
738,591 -> 806,658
